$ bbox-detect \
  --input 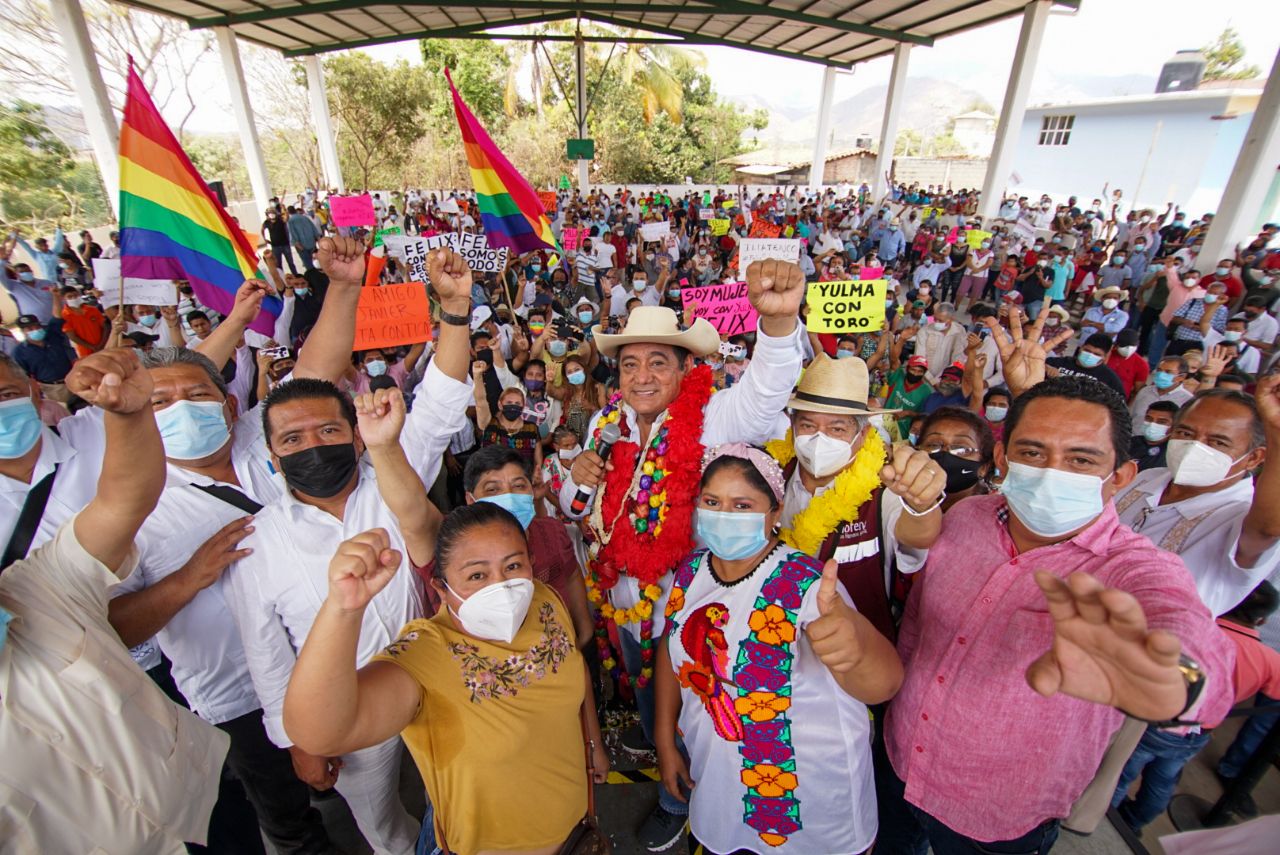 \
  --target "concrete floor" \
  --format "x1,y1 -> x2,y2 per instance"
303,709 -> 1277,855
